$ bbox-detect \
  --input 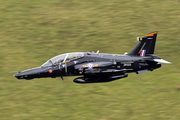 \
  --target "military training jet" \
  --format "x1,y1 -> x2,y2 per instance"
14,31 -> 171,83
